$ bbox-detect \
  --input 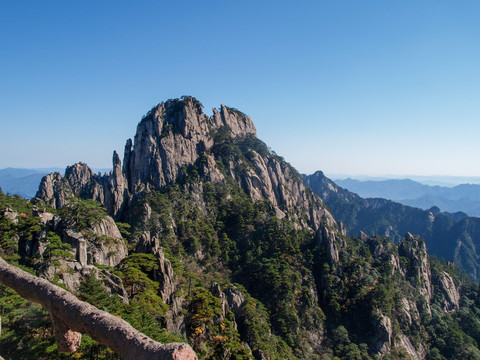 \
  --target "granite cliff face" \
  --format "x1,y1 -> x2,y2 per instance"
123,102 -> 256,192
